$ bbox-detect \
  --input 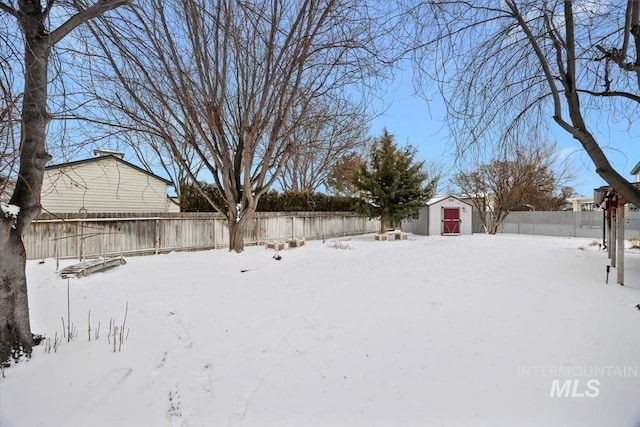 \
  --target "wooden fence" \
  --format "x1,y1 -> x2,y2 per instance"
25,212 -> 381,260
